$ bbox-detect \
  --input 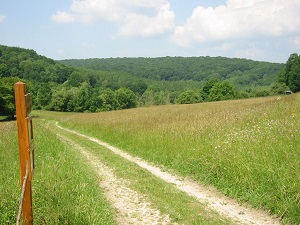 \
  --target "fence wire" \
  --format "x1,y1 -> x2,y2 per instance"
16,161 -> 29,225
